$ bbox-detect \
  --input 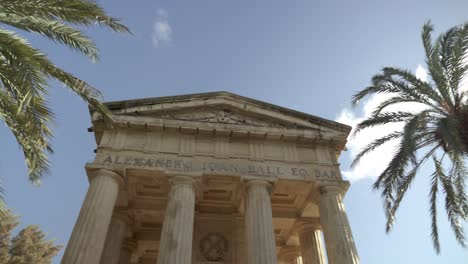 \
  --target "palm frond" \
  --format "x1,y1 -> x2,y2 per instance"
422,22 -> 435,60
42,64 -> 113,124
353,66 -> 445,114
449,153 -> 468,218
373,113 -> 430,226
445,23 -> 468,106
435,157 -> 466,247
427,35 -> 454,110
351,132 -> 403,168
0,14 -> 98,60
0,28 -> 53,130
353,112 -> 415,135
0,0 -> 128,191
0,90 -> 51,183
353,21 -> 468,253
429,161 -> 441,253
381,67 -> 444,107
385,144 -> 440,232
0,0 -> 131,34
370,96 -> 427,116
